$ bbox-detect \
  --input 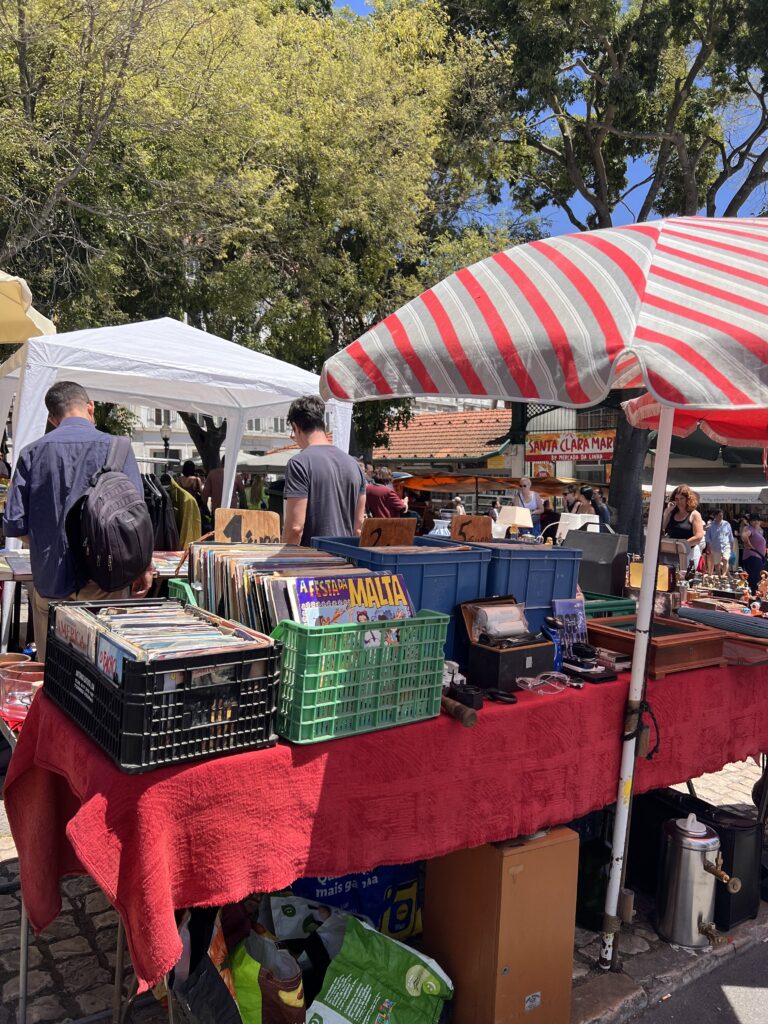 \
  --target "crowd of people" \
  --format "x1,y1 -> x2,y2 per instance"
661,483 -> 766,589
